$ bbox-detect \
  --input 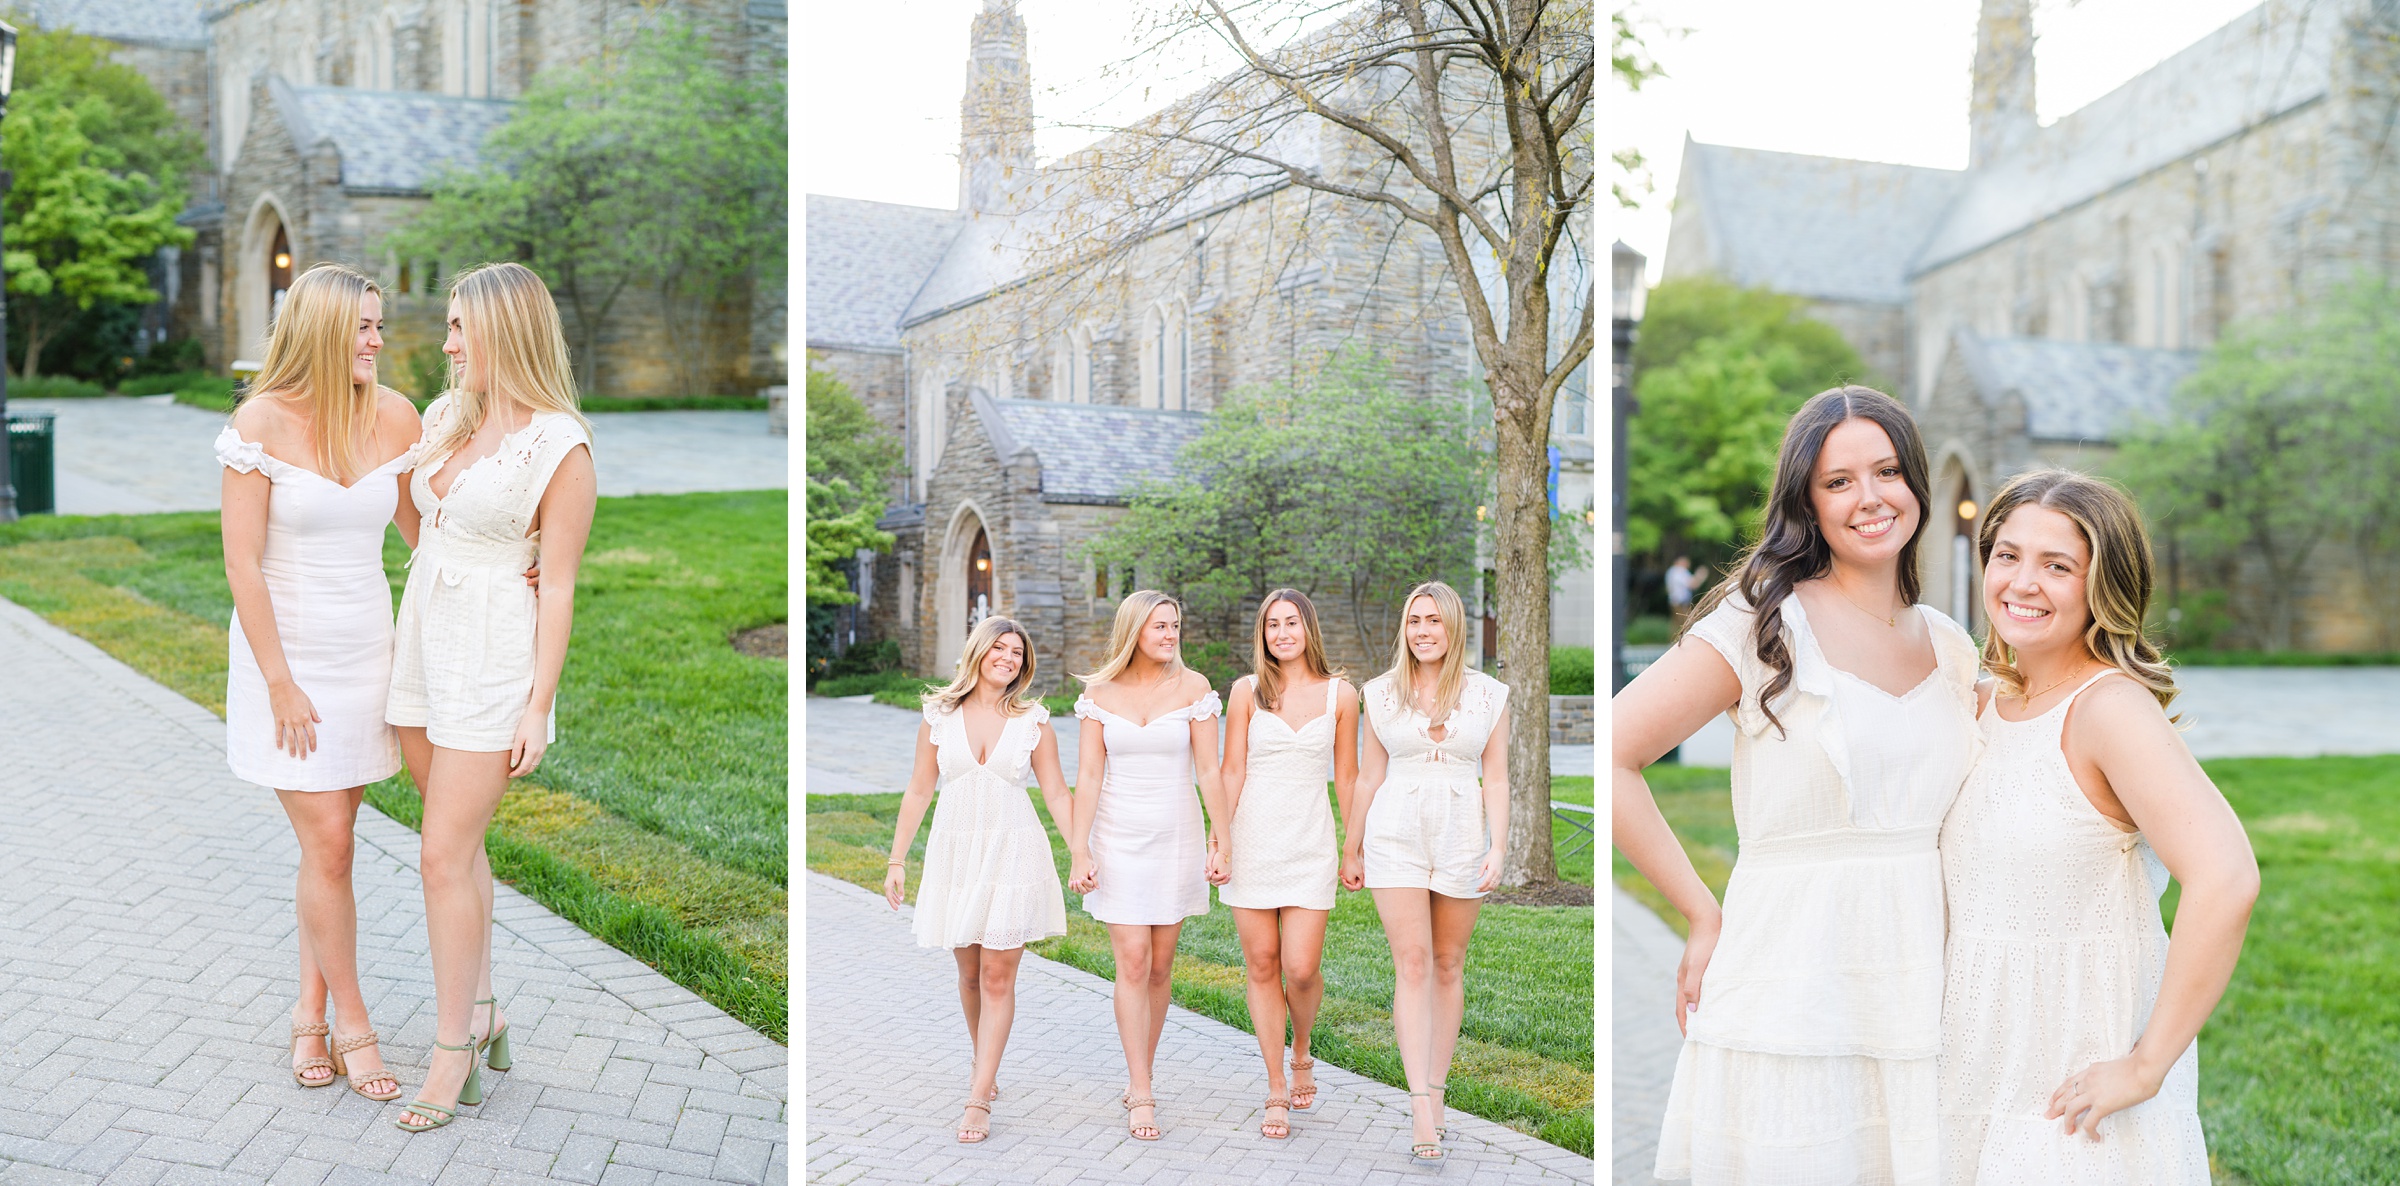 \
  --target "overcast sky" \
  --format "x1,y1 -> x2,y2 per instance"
1613,0 -> 2269,286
